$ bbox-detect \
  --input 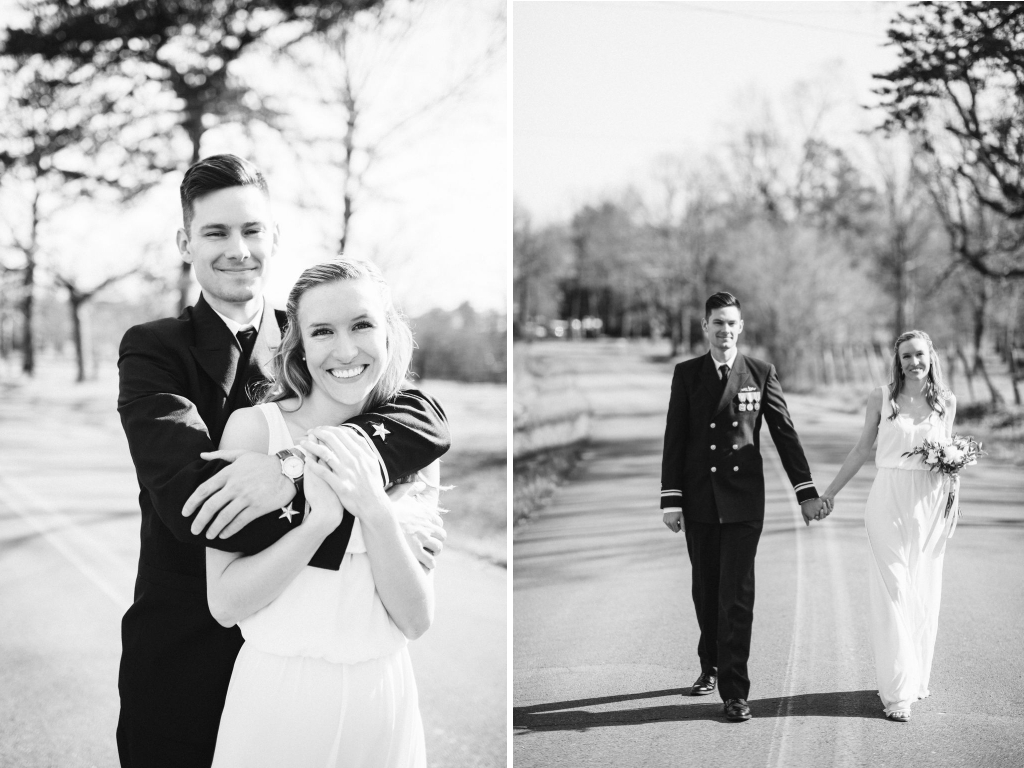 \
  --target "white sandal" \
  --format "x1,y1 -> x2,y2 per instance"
886,710 -> 911,722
